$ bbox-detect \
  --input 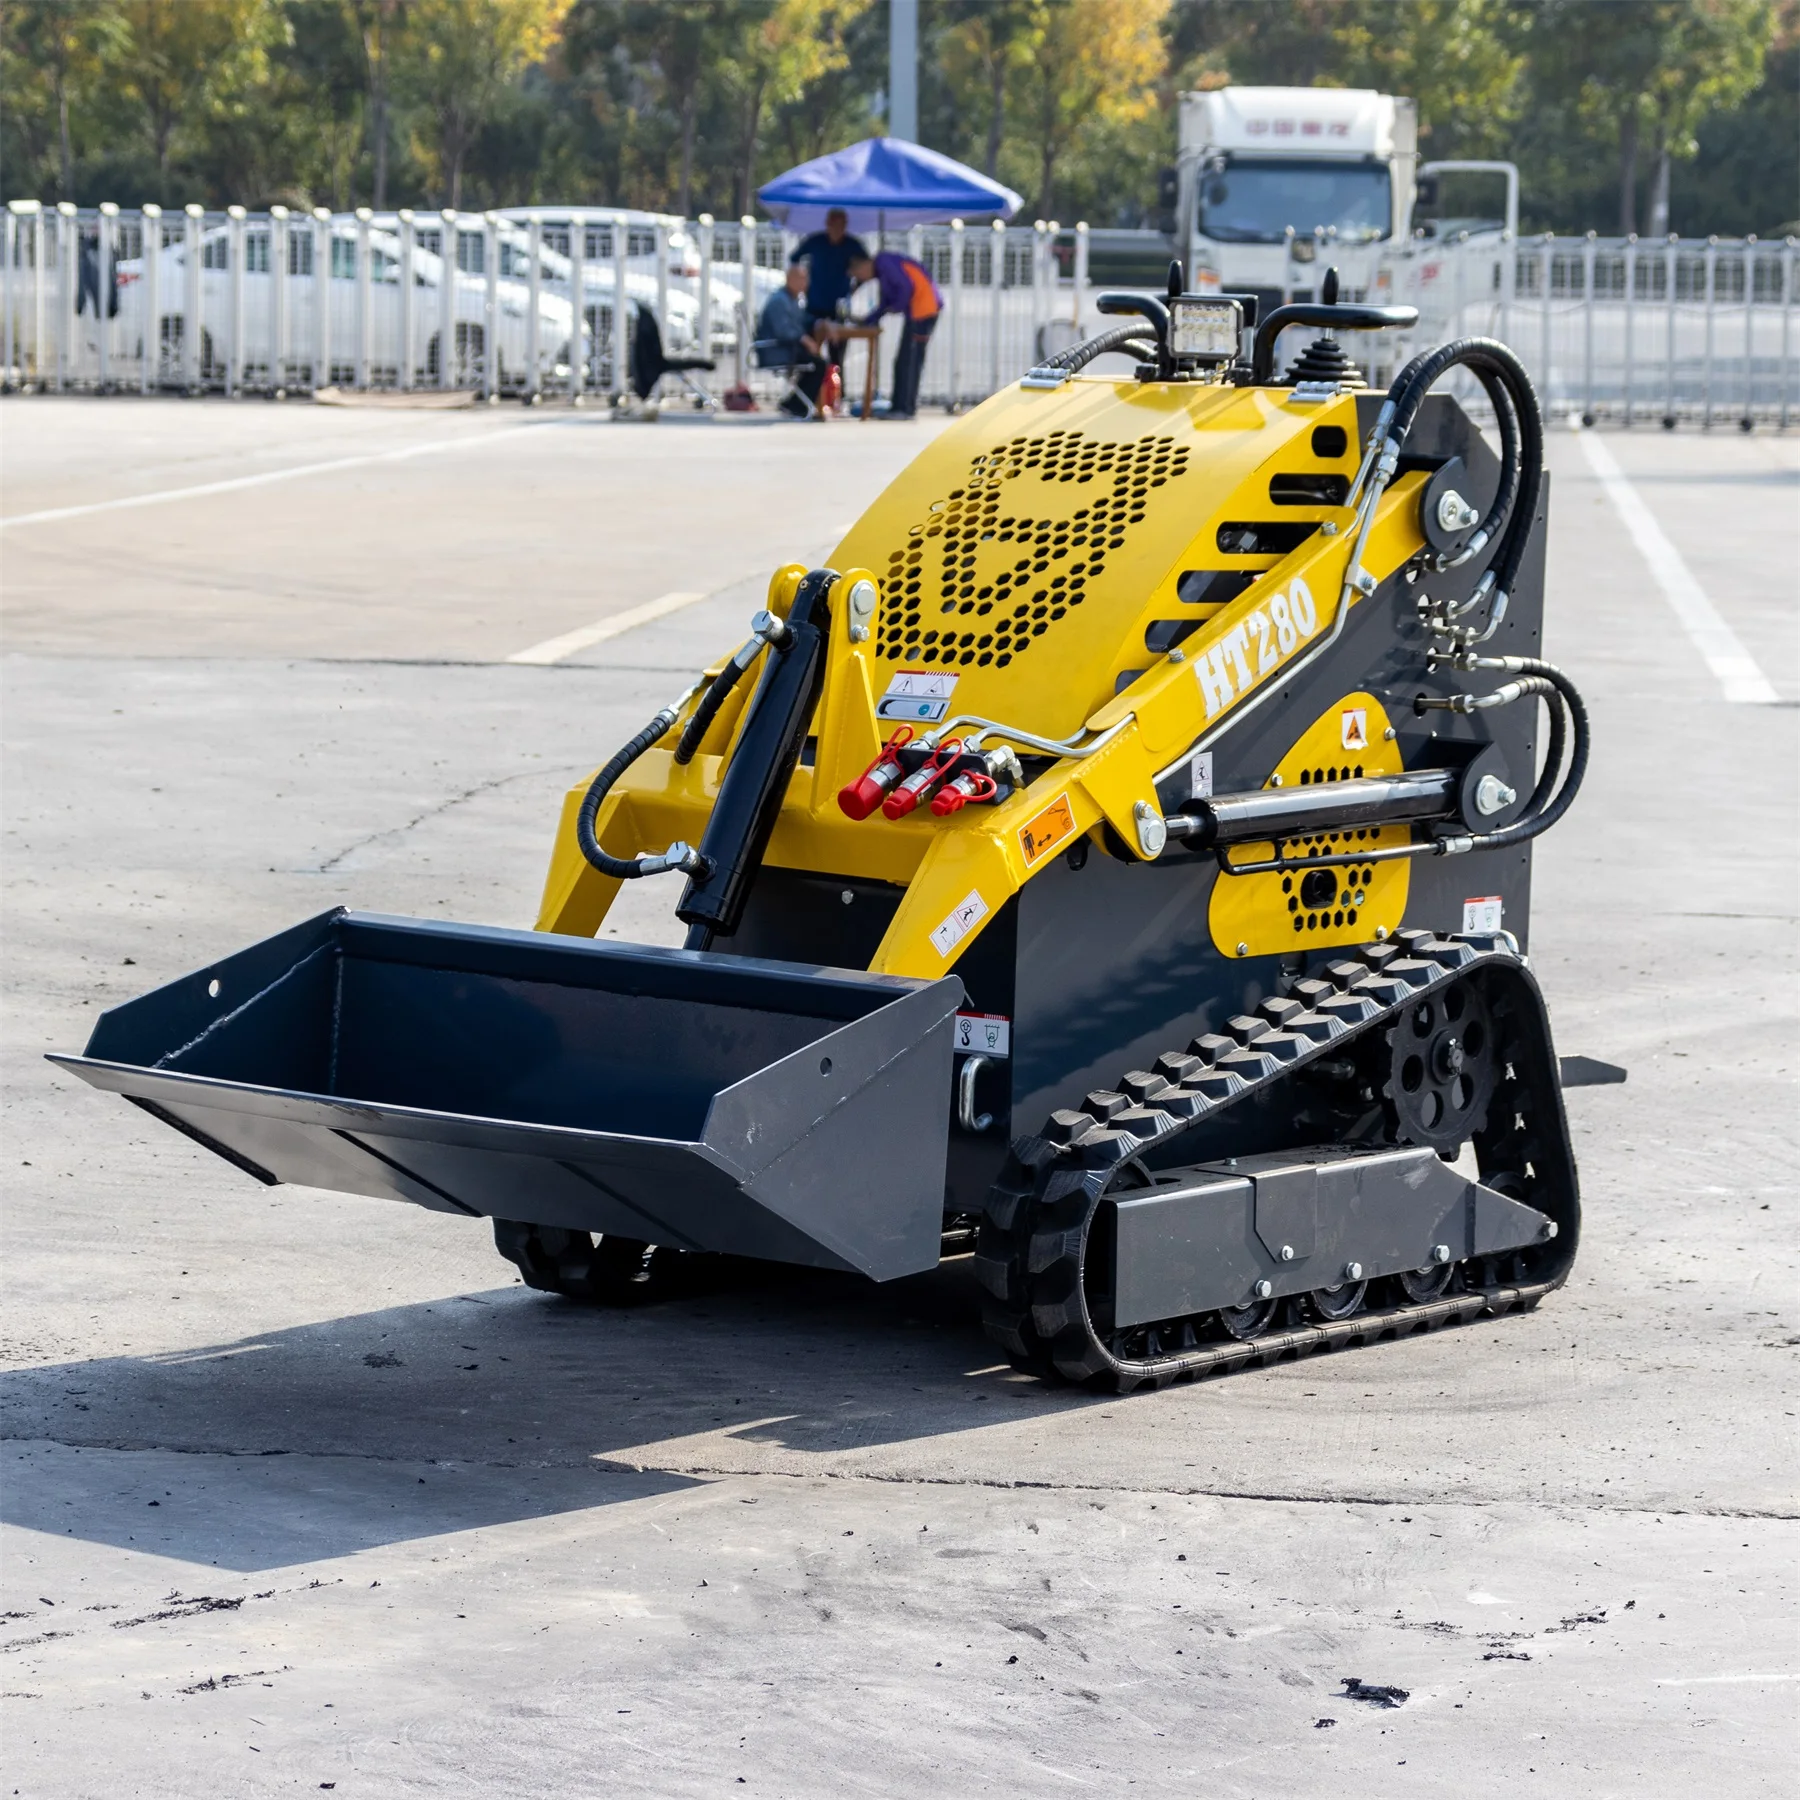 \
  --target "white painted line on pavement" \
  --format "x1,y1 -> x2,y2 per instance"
0,420 -> 558,531
507,591 -> 709,665
1655,1672 -> 1799,1686
1575,427 -> 1779,704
